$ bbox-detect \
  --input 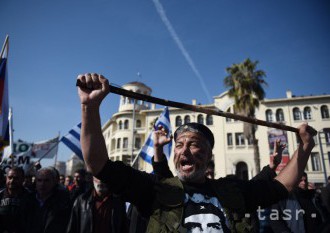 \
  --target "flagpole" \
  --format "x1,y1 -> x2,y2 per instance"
53,131 -> 60,167
8,107 -> 14,167
131,143 -> 143,167
0,35 -> 9,59
131,99 -> 136,167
